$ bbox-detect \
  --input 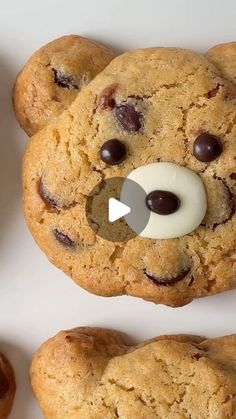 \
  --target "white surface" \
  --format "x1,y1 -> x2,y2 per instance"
122,162 -> 207,239
108,198 -> 130,222
1,0 -> 236,417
